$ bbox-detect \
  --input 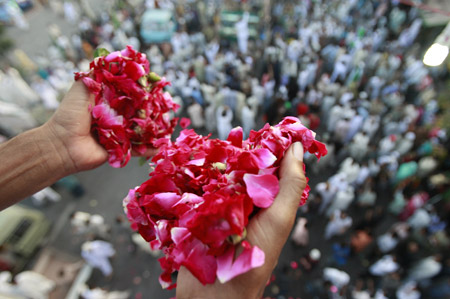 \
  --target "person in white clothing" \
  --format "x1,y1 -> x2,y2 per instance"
14,270 -> 56,299
378,134 -> 397,156
355,162 -> 370,186
396,281 -> 421,299
339,158 -> 360,185
81,240 -> 115,277
241,103 -> 256,138
377,231 -> 399,253
325,210 -> 353,239
187,100 -> 205,129
216,105 -> 233,140
205,40 -> 220,64
0,271 -> 19,297
316,181 -> 337,214
235,12 -> 250,54
406,255 -> 442,282
407,208 -> 431,231
369,255 -> 399,276
291,217 -> 309,246
334,117 -> 351,145
80,285 -> 130,299
204,102 -> 217,134
323,267 -> 350,289
328,172 -> 349,192
30,187 -> 61,206
326,185 -> 355,216
345,114 -> 364,143
362,115 -> 380,139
